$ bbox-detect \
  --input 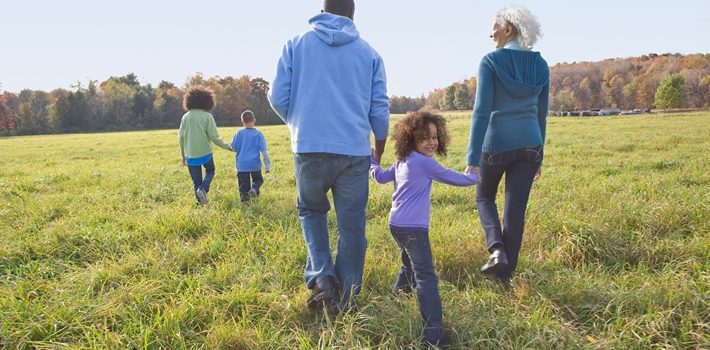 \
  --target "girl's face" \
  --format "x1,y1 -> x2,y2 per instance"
416,123 -> 438,157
